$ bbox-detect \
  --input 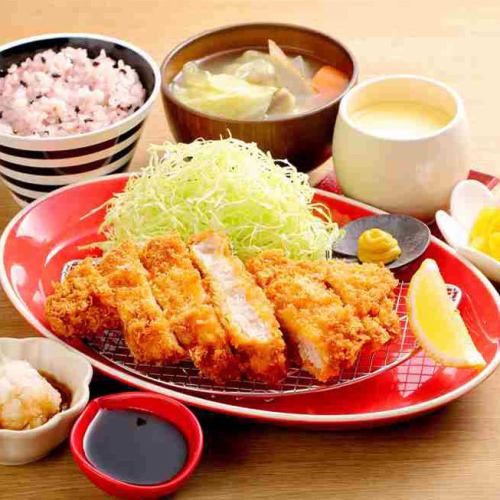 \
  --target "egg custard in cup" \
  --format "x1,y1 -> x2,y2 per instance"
332,75 -> 470,221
